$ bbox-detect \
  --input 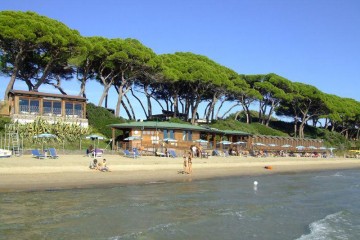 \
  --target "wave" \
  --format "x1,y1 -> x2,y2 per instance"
296,211 -> 350,240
